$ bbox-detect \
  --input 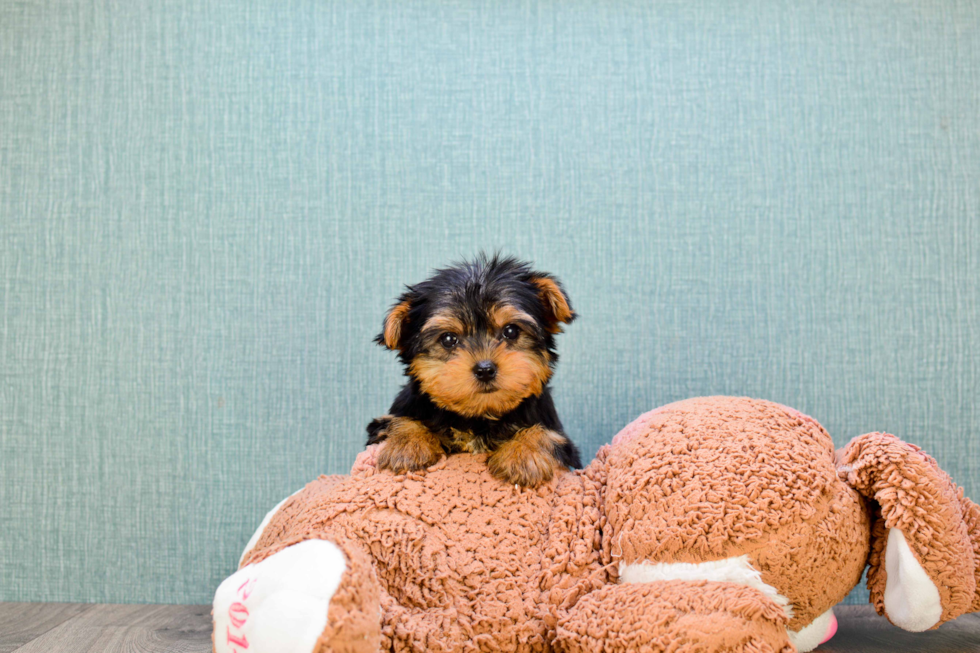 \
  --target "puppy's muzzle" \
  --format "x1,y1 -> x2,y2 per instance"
473,360 -> 497,382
